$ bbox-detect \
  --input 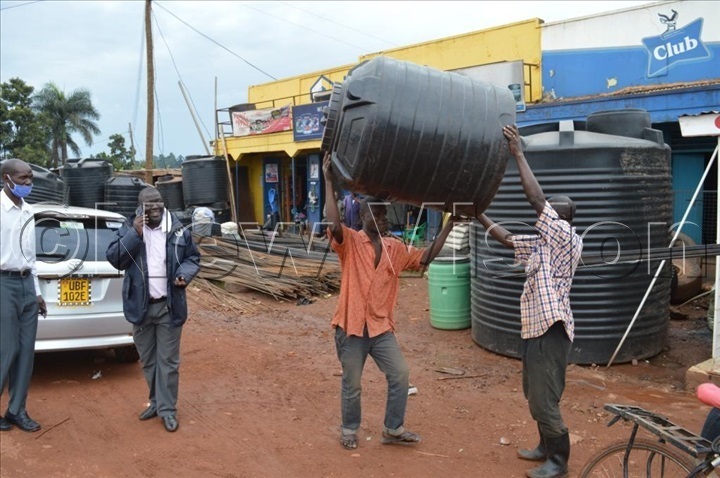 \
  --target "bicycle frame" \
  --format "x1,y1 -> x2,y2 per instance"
602,404 -> 719,477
